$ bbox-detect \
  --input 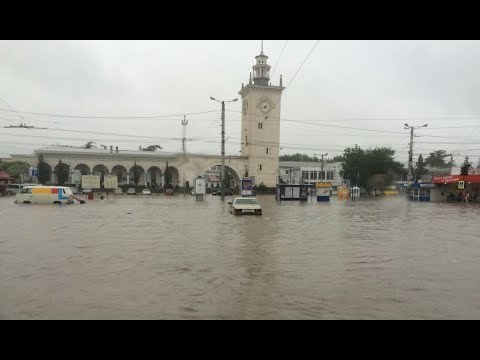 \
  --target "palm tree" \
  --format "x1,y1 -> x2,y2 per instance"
83,142 -> 96,149
142,145 -> 163,151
